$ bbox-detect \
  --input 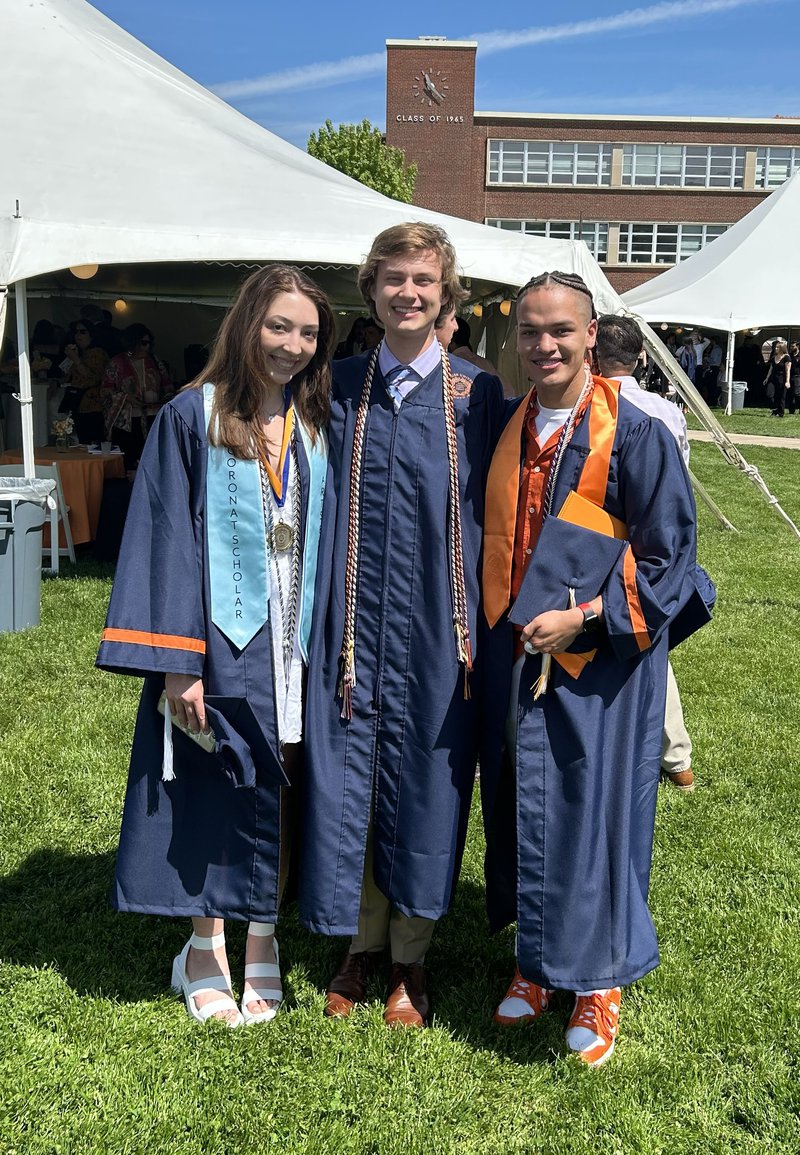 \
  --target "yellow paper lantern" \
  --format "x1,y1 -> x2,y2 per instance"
499,299 -> 512,317
472,304 -> 483,318
114,298 -> 128,313
69,263 -> 99,280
